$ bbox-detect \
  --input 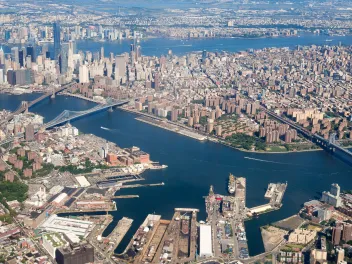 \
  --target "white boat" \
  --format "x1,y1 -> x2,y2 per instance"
228,173 -> 236,194
149,164 -> 168,170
